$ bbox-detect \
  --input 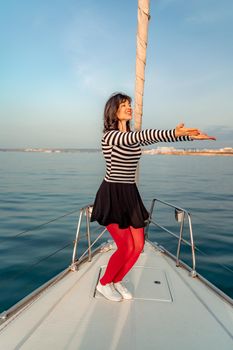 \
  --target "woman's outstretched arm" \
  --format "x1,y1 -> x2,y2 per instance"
103,123 -> 215,146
